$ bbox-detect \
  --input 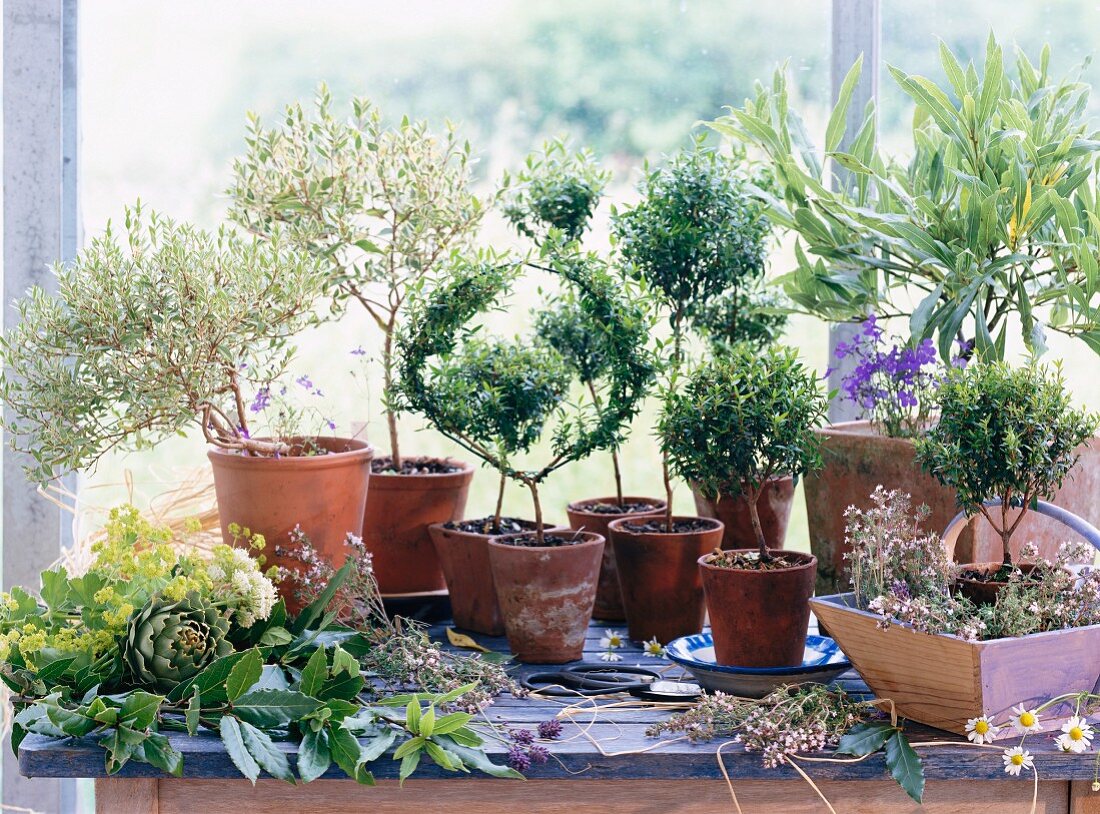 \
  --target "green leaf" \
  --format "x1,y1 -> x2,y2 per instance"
46,704 -> 98,737
358,727 -> 397,763
885,731 -> 925,803
239,720 -> 295,783
259,626 -> 293,647
826,55 -> 864,153
836,722 -> 895,756
433,712 -> 473,736
168,650 -> 252,703
119,691 -> 165,731
440,741 -> 524,779
318,672 -> 364,702
398,750 -> 421,784
34,656 -> 76,684
226,648 -> 263,702
329,725 -> 374,784
103,727 -> 146,775
297,729 -> 330,783
185,689 -> 200,736
298,646 -> 328,698
331,644 -> 359,678
220,716 -> 261,784
406,699 -> 421,735
40,567 -> 71,610
234,689 -> 323,728
290,558 -> 354,635
137,732 -> 183,777
419,706 -> 436,738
